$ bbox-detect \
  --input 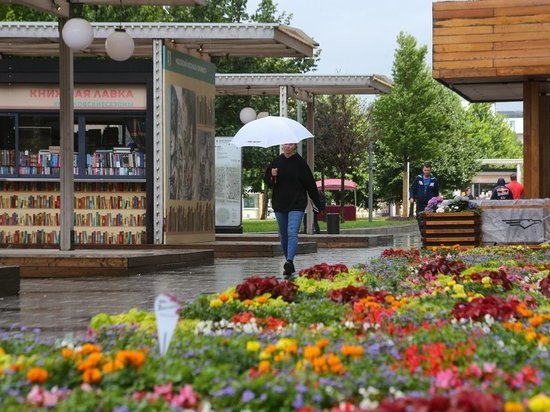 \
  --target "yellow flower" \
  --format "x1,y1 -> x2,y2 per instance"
528,394 -> 550,412
452,284 -> 465,294
524,330 -> 538,342
0,347 -> 5,356
209,299 -> 223,308
481,276 -> 492,285
246,341 -> 261,352
276,338 -> 297,352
